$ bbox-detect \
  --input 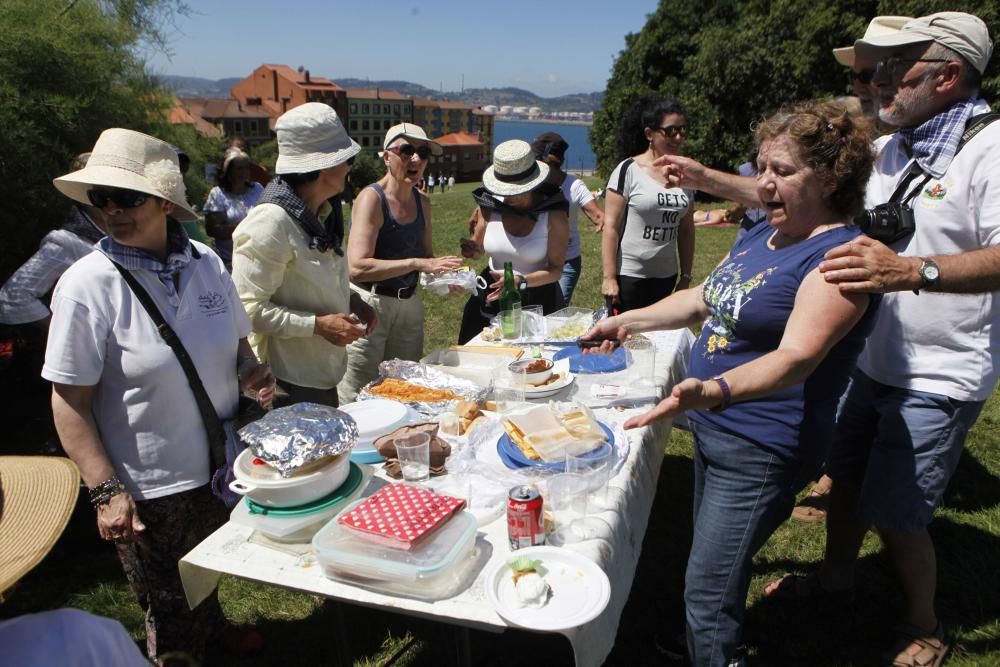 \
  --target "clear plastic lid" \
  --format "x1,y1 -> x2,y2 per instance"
312,499 -> 477,583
